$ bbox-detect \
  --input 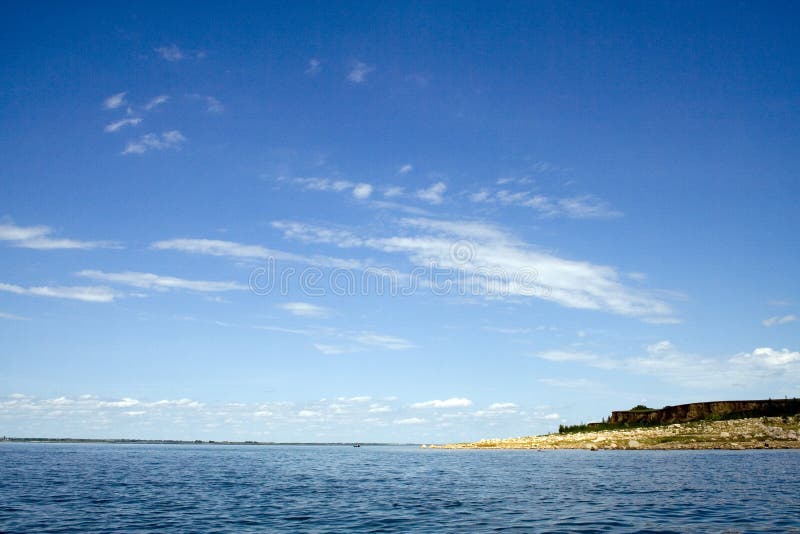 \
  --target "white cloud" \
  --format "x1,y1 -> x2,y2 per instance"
384,186 -> 404,198
488,402 -> 517,410
282,177 -> 377,203
0,221 -> 115,250
416,182 -> 446,204
622,342 -> 800,389
730,347 -> 800,368
763,314 -> 797,327
305,58 -> 321,75
279,302 -> 330,317
398,164 -> 413,174
155,45 -> 185,61
123,130 -> 185,155
143,95 -> 169,110
103,91 -> 127,109
76,270 -> 246,293
368,404 -> 392,413
538,378 -> 596,389
313,344 -> 348,355
0,311 -> 30,321
276,217 -> 675,320
536,350 -> 616,369
395,417 -> 425,424
339,396 -> 371,403
0,283 -> 117,303
471,189 -> 622,219
354,333 -> 414,350
151,237 -> 360,269
352,183 -> 373,199
347,61 -> 373,83
204,96 -> 223,113
298,409 -> 321,418
104,117 -> 142,133
411,398 -> 472,409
